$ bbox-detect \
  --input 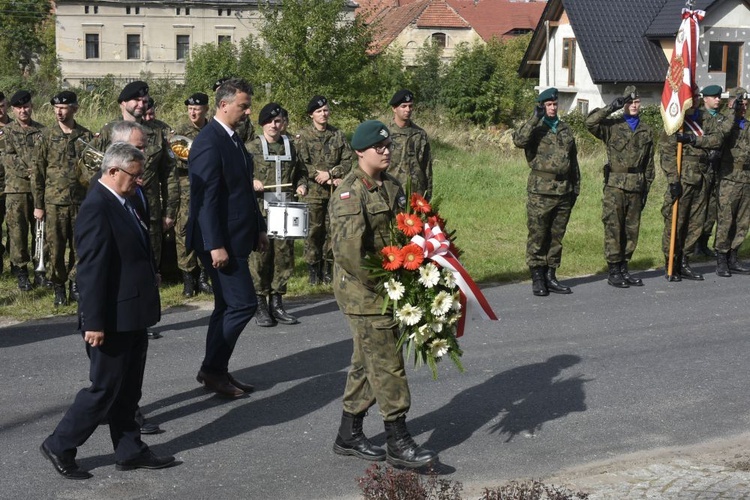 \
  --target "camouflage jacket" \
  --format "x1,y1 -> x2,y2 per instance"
245,135 -> 307,214
296,125 -> 353,199
93,118 -> 180,219
659,110 -> 725,185
513,115 -> 580,196
33,122 -> 93,207
236,119 -> 255,144
4,119 -> 45,194
0,119 -> 11,194
330,167 -> 405,315
387,120 -> 433,199
718,118 -> 750,184
172,120 -> 205,172
586,108 -> 655,193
